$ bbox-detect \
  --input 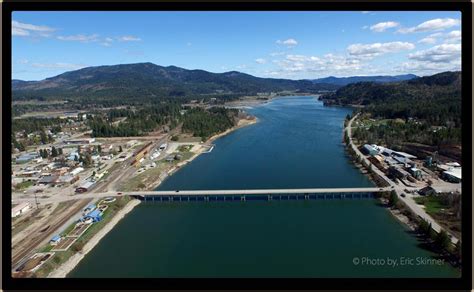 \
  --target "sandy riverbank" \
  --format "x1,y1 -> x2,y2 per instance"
47,116 -> 258,278
47,199 -> 141,278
